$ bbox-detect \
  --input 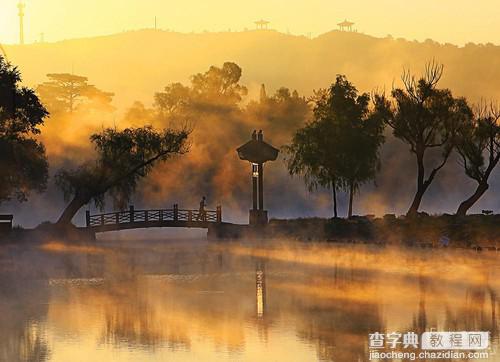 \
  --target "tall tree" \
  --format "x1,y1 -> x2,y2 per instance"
285,117 -> 341,217
0,56 -> 49,203
153,62 -> 247,125
37,73 -> 114,114
286,75 -> 384,218
325,76 -> 385,218
55,126 -> 189,224
377,62 -> 472,217
455,102 -> 500,216
340,114 -> 386,218
154,82 -> 191,121
190,62 -> 247,105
